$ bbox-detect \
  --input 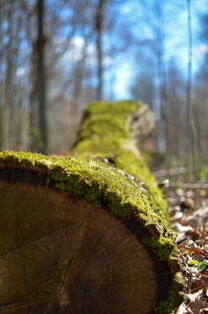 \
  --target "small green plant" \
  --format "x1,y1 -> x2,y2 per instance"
30,127 -> 44,151
199,166 -> 208,181
188,259 -> 208,272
